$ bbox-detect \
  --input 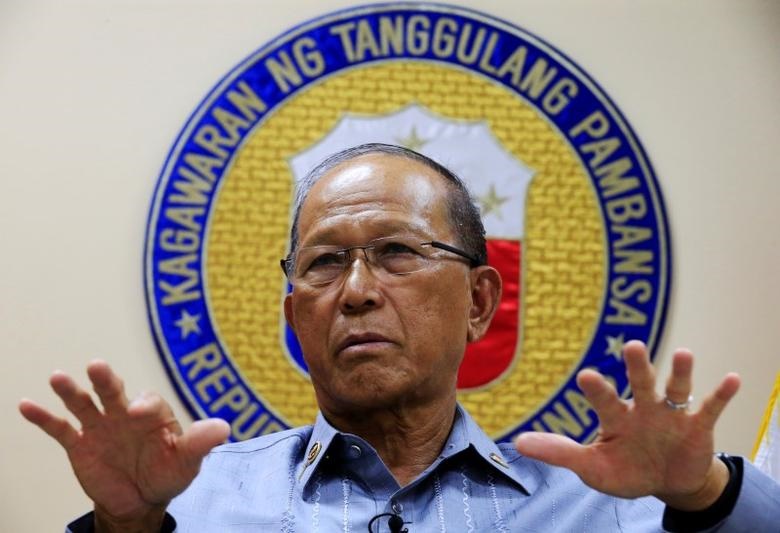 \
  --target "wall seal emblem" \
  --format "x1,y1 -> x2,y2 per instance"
145,2 -> 671,442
